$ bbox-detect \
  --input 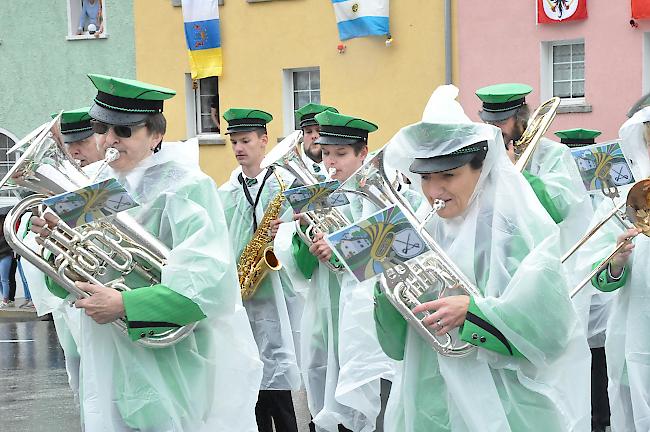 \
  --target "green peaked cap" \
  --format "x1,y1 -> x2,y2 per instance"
222,108 -> 273,134
554,128 -> 602,147
400,123 -> 489,174
476,83 -> 533,123
51,107 -> 94,144
295,103 -> 338,129
88,74 -> 176,125
314,111 -> 378,146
